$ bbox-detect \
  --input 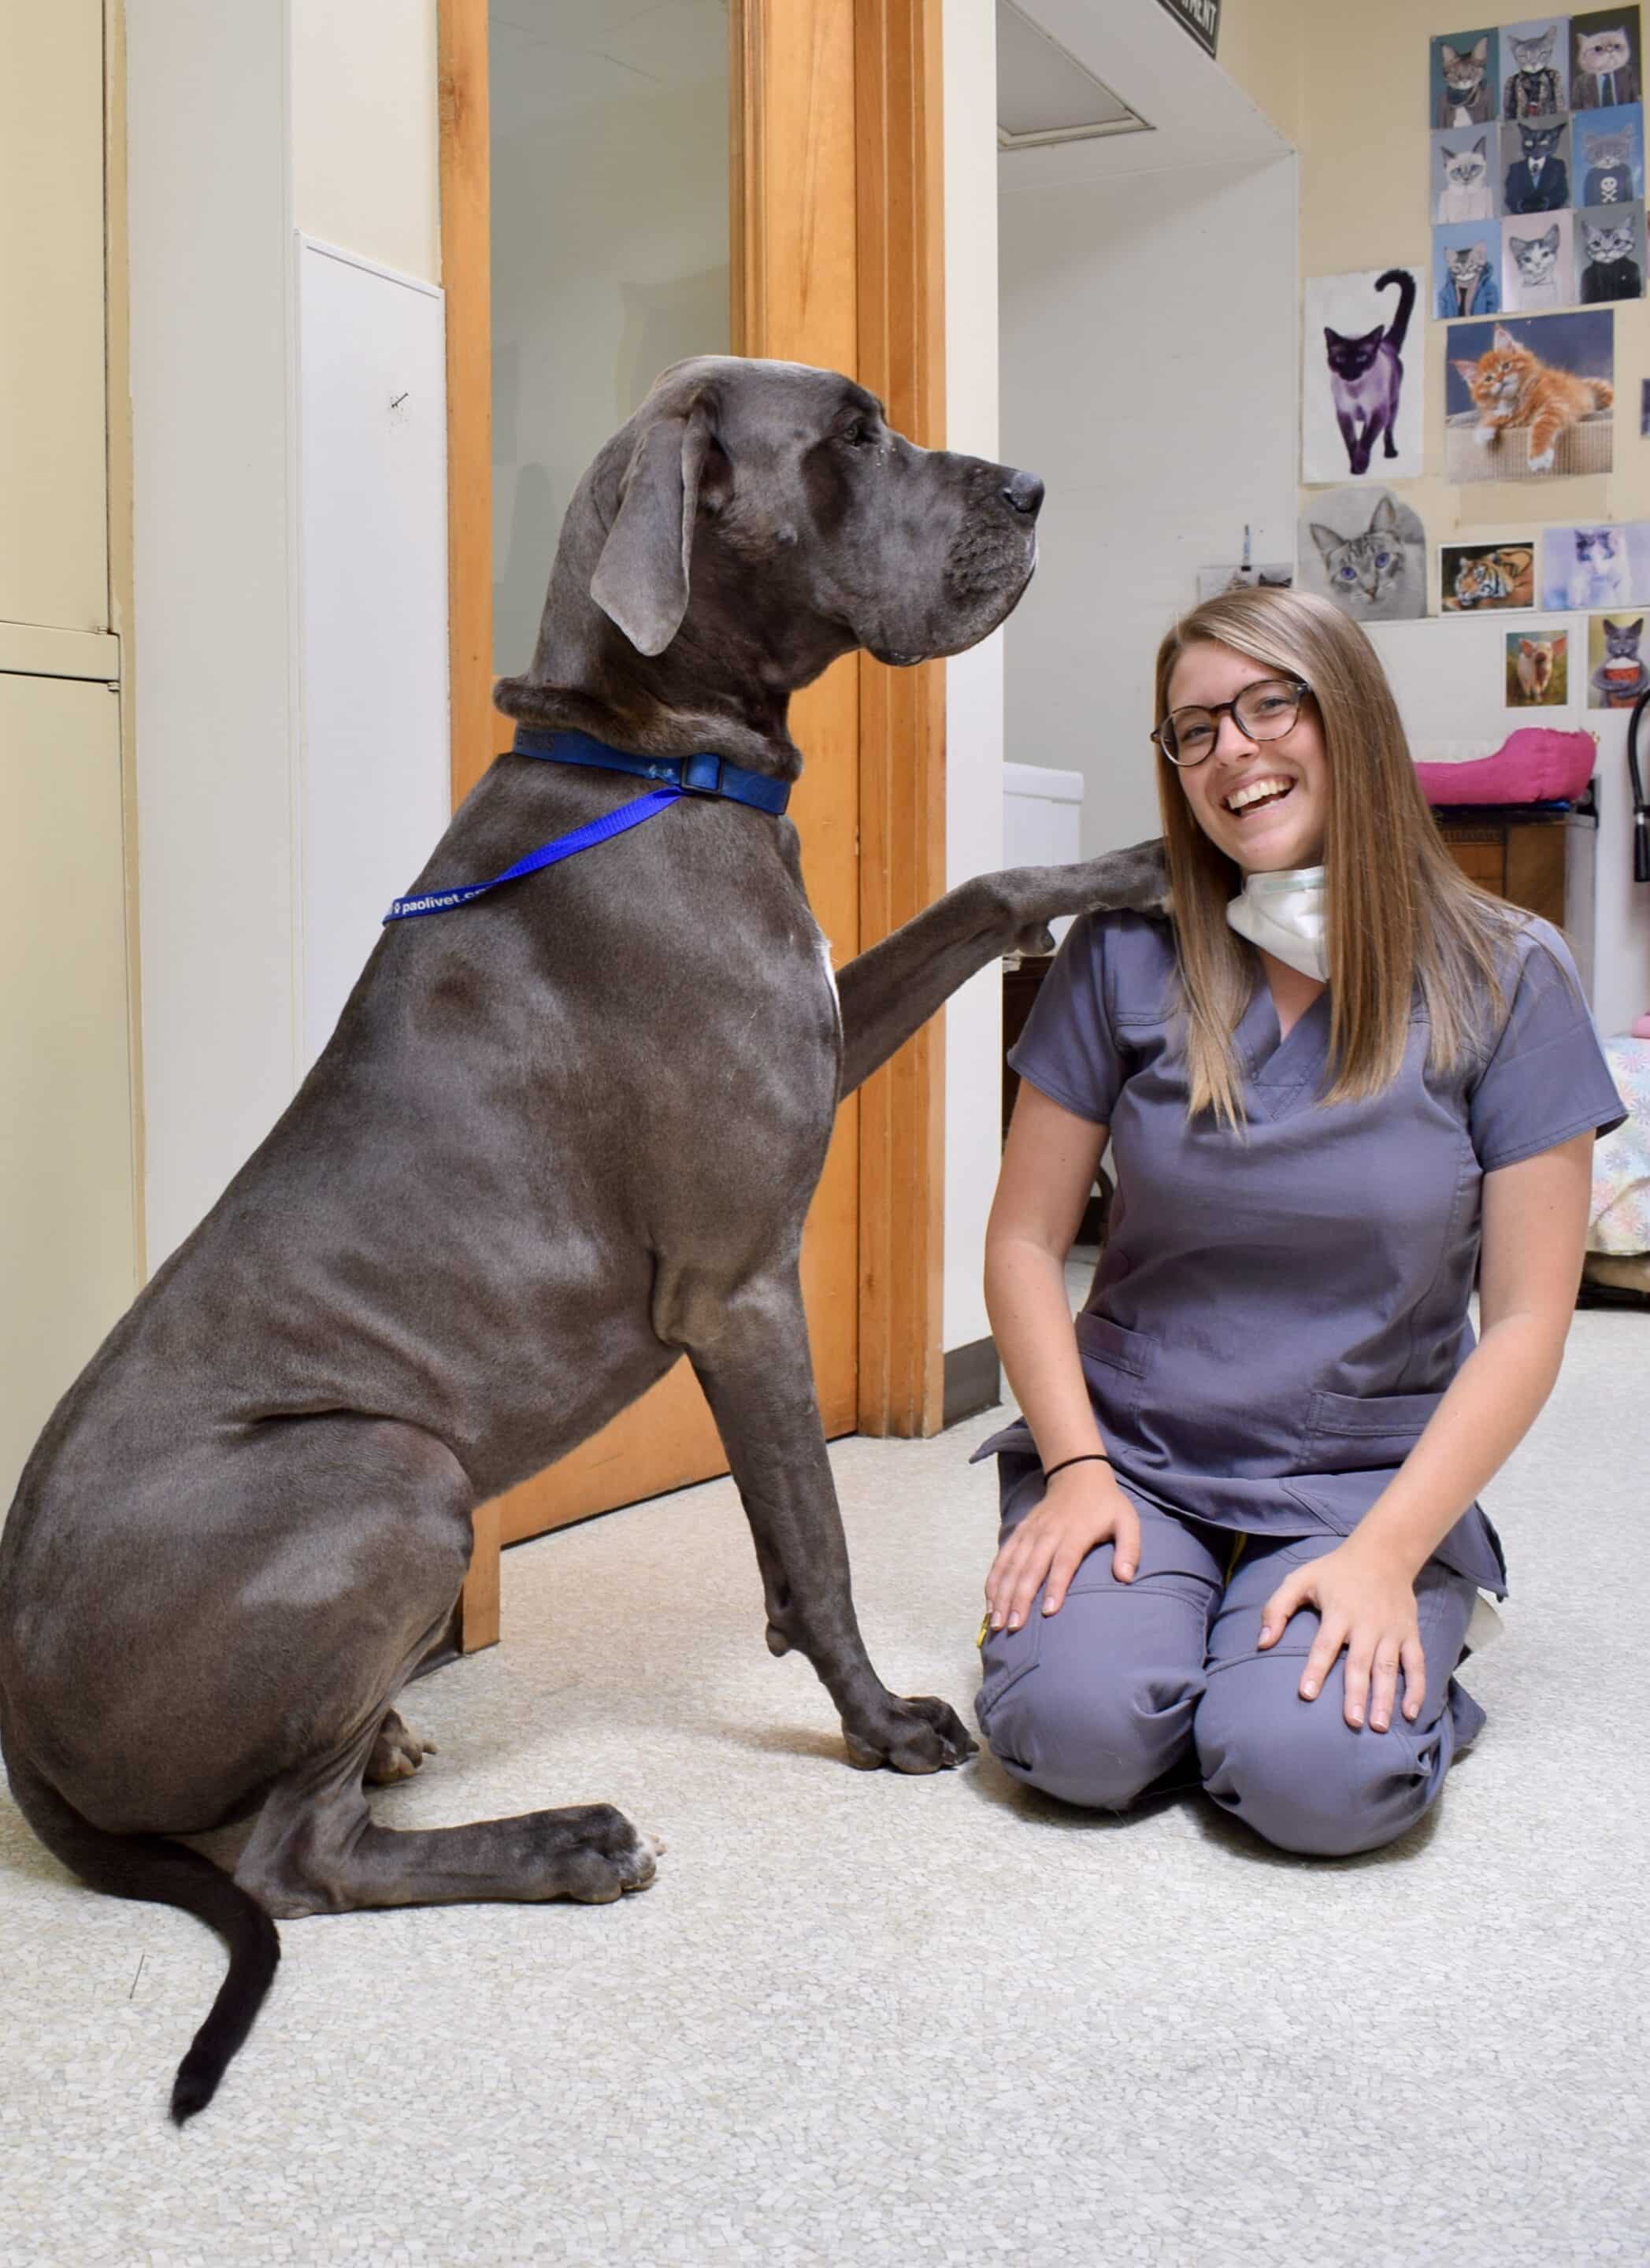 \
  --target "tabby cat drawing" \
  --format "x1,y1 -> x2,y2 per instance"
1580,211 -> 1644,298
1452,321 -> 1615,472
1503,24 -> 1566,115
1437,35 -> 1496,124
1581,124 -> 1640,202
1322,269 -> 1416,476
1437,237 -> 1501,317
1504,220 -> 1571,308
